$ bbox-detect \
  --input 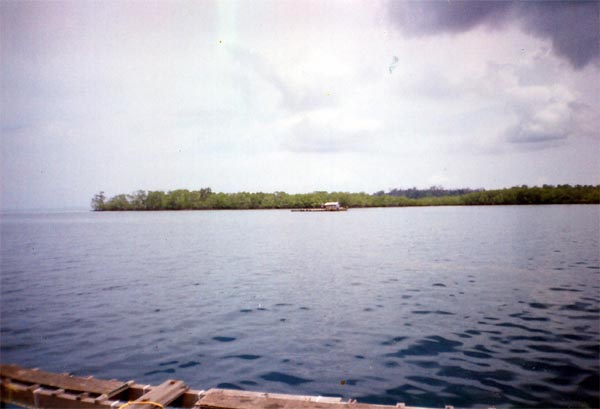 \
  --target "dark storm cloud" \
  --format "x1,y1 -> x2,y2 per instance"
389,1 -> 600,69
519,2 -> 599,69
389,1 -> 511,35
